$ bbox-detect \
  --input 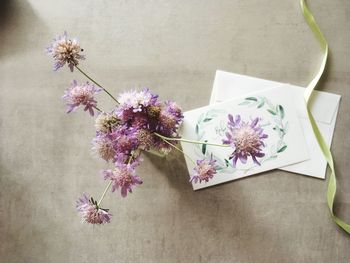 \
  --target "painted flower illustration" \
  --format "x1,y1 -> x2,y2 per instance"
223,114 -> 268,167
190,157 -> 217,184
